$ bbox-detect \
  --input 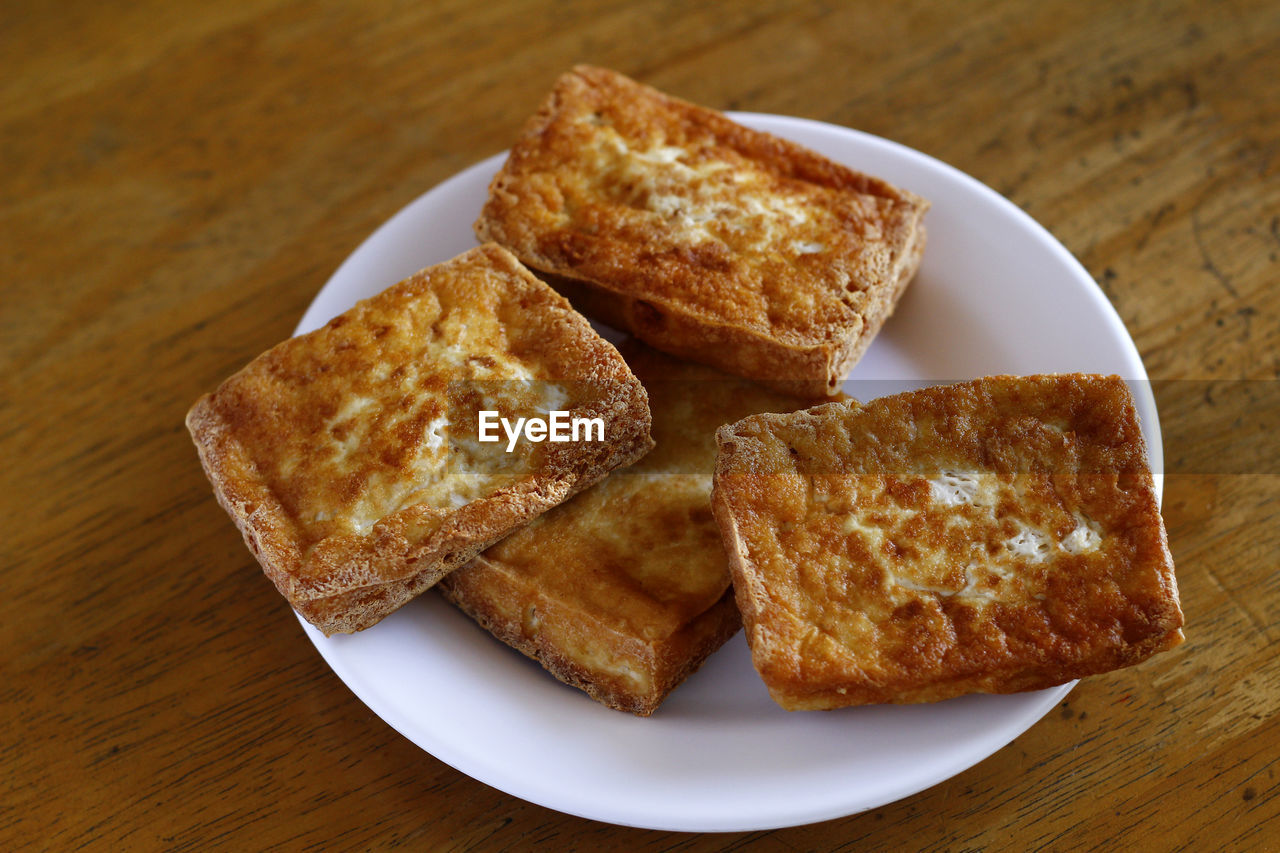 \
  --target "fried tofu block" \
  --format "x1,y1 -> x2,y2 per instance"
476,66 -> 929,397
187,244 -> 653,635
439,344 -> 826,715
712,375 -> 1184,710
